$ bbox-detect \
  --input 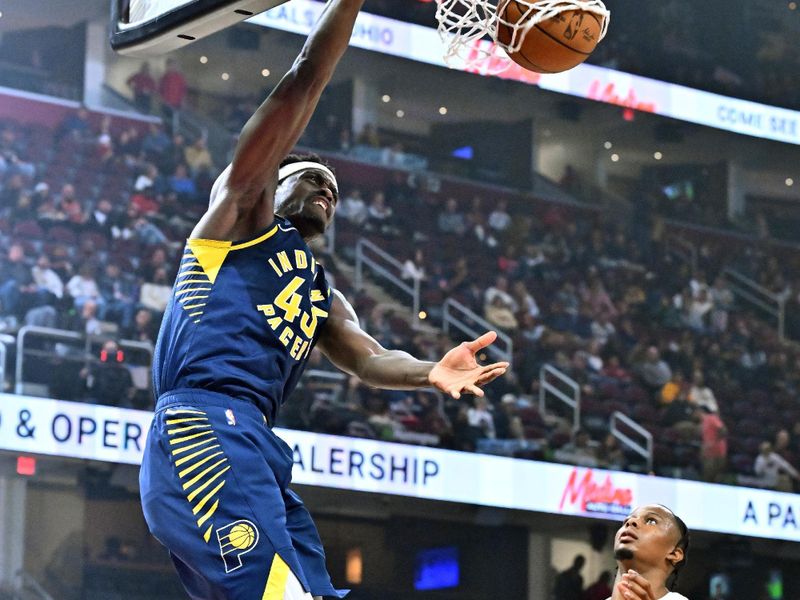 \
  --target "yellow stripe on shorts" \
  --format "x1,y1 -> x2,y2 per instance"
262,554 -> 291,600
